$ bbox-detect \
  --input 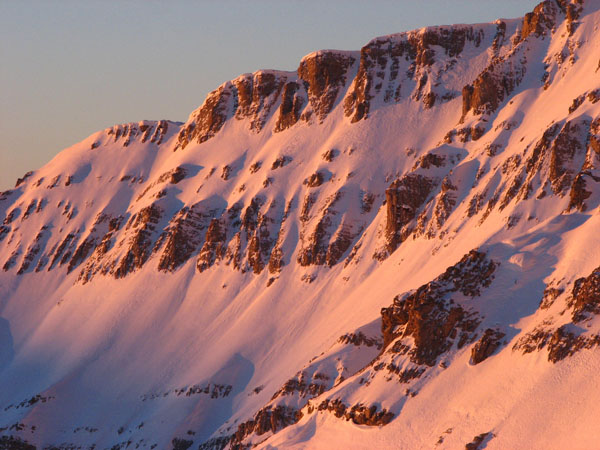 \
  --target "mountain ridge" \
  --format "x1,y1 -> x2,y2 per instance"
1,0 -> 600,448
